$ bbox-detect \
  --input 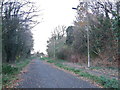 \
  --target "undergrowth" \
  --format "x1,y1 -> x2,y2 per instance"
2,57 -> 33,87
40,57 -> 119,88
